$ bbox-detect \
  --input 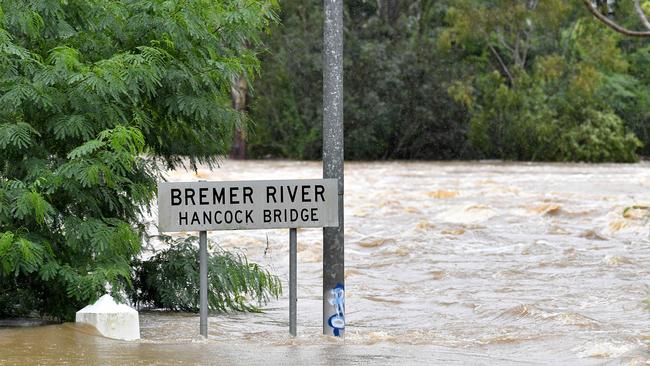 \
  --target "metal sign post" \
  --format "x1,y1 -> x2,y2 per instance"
323,0 -> 345,337
289,228 -> 297,336
199,230 -> 208,338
